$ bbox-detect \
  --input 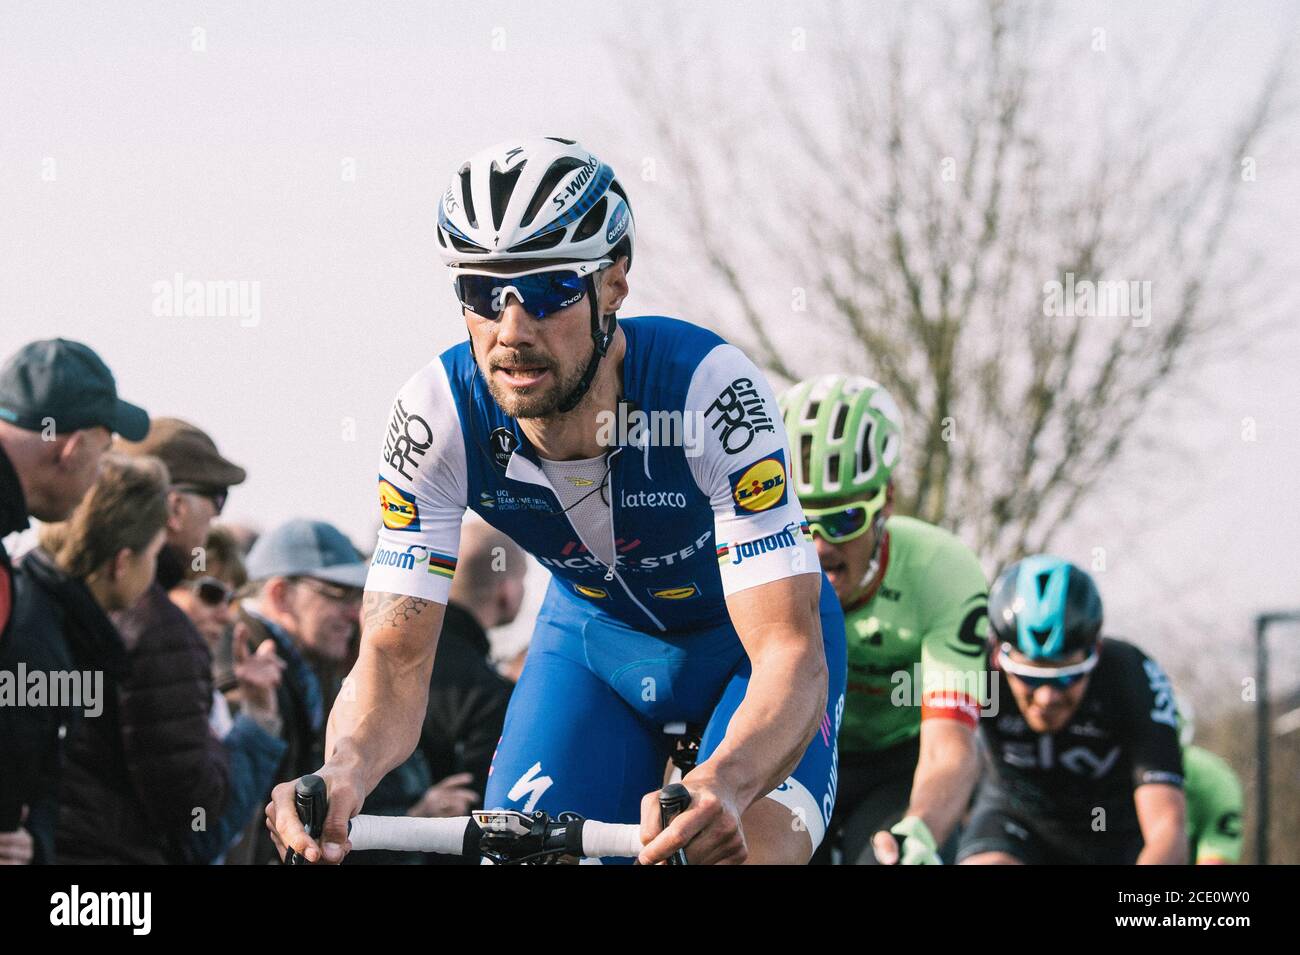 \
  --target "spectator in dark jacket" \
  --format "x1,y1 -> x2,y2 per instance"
0,338 -> 148,864
169,528 -> 288,864
226,519 -> 366,865
406,520 -> 519,864
10,455 -> 167,863
55,418 -> 246,863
